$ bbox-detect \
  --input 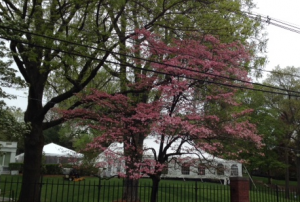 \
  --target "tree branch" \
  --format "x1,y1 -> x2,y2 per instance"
3,0 -> 22,16
10,41 -> 30,83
